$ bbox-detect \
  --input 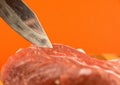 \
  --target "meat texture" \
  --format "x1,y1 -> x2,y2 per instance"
1,44 -> 120,85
